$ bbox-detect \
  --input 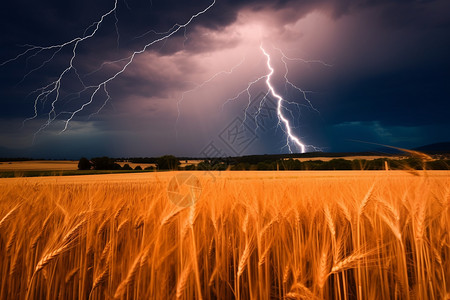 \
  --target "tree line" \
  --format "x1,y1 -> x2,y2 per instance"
79,155 -> 450,171
78,155 -> 180,171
